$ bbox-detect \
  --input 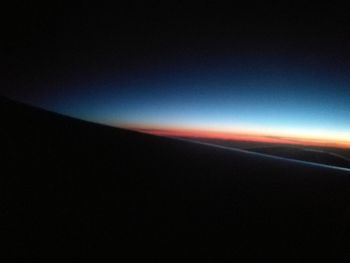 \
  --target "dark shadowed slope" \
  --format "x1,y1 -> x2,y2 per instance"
2,97 -> 350,261
249,146 -> 350,169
